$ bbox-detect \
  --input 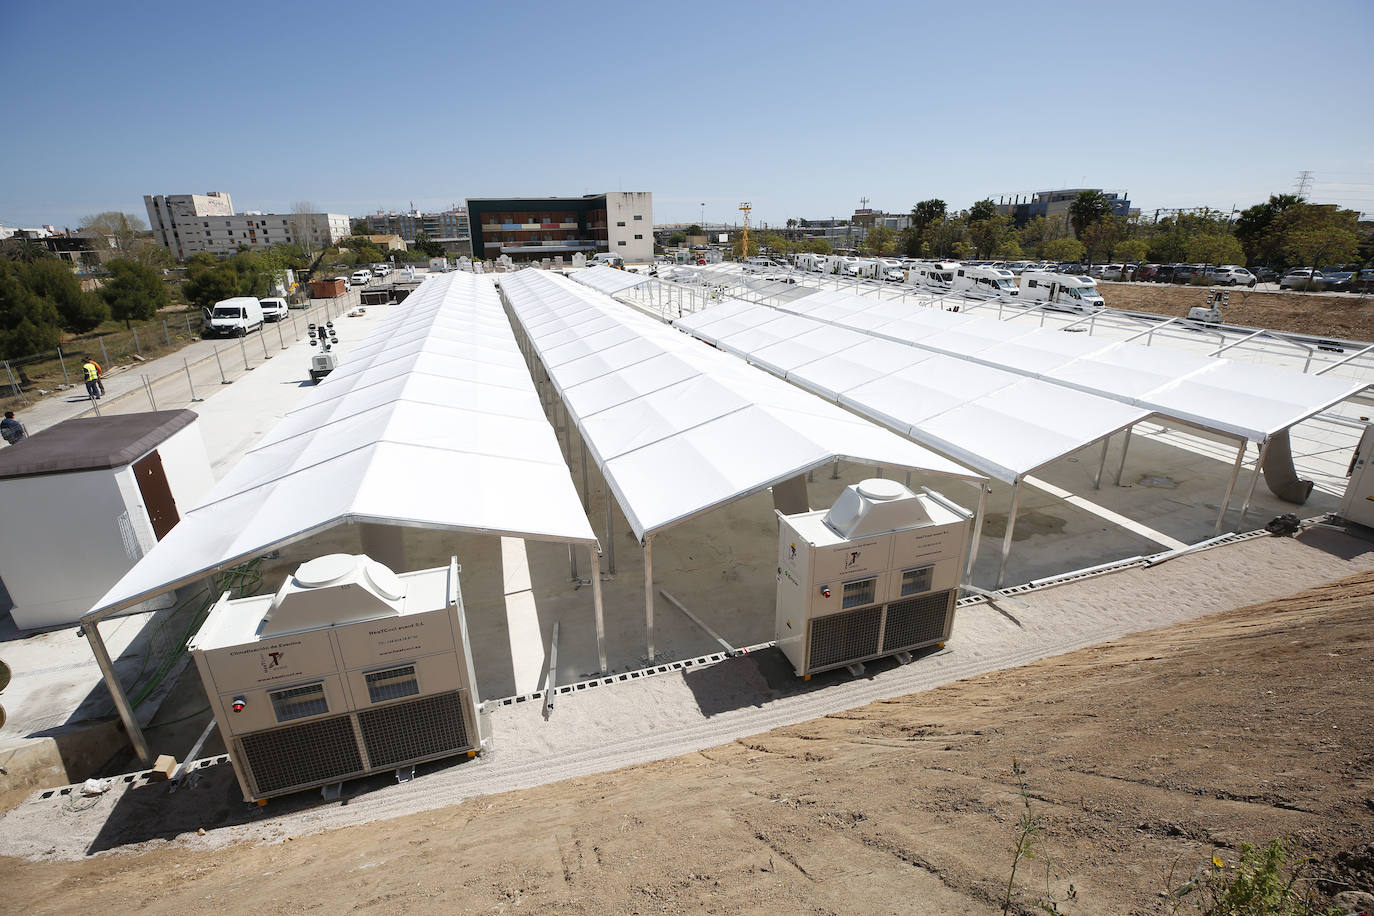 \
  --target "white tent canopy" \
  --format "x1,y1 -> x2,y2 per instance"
676,299 -> 1149,484
90,271 -> 598,620
501,270 -> 982,542
571,264 -> 655,296
777,289 -> 1366,443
